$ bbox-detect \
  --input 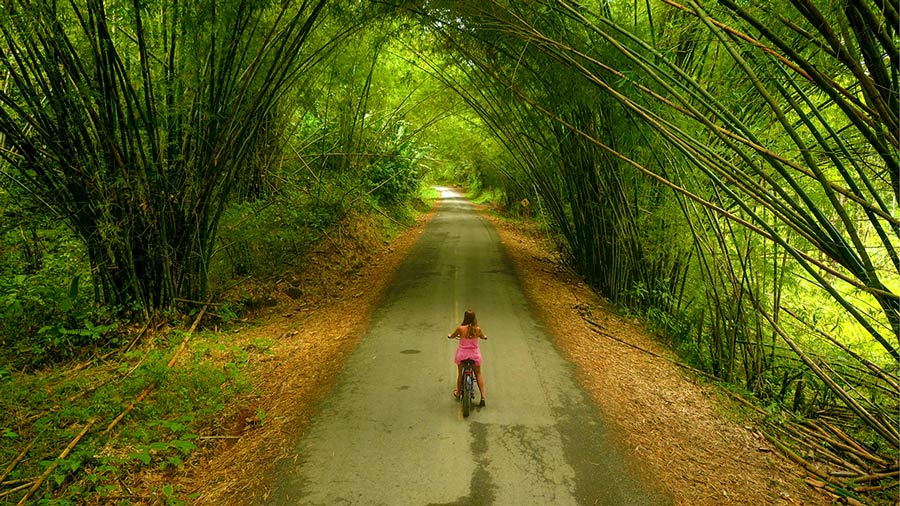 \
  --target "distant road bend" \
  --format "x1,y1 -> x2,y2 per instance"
267,188 -> 672,506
